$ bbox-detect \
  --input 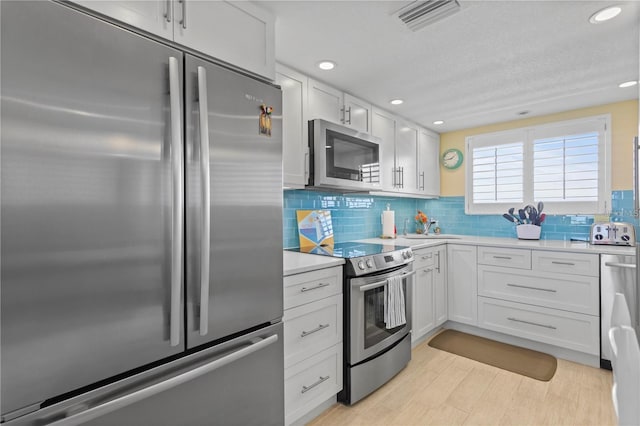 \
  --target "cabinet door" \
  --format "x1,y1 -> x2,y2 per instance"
73,1 -> 174,39
175,1 -> 275,79
343,93 -> 372,133
447,244 -> 478,325
418,129 -> 440,197
276,64 -> 308,188
395,120 -> 418,192
371,107 -> 397,191
434,247 -> 448,326
308,79 -> 344,124
413,264 -> 436,343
